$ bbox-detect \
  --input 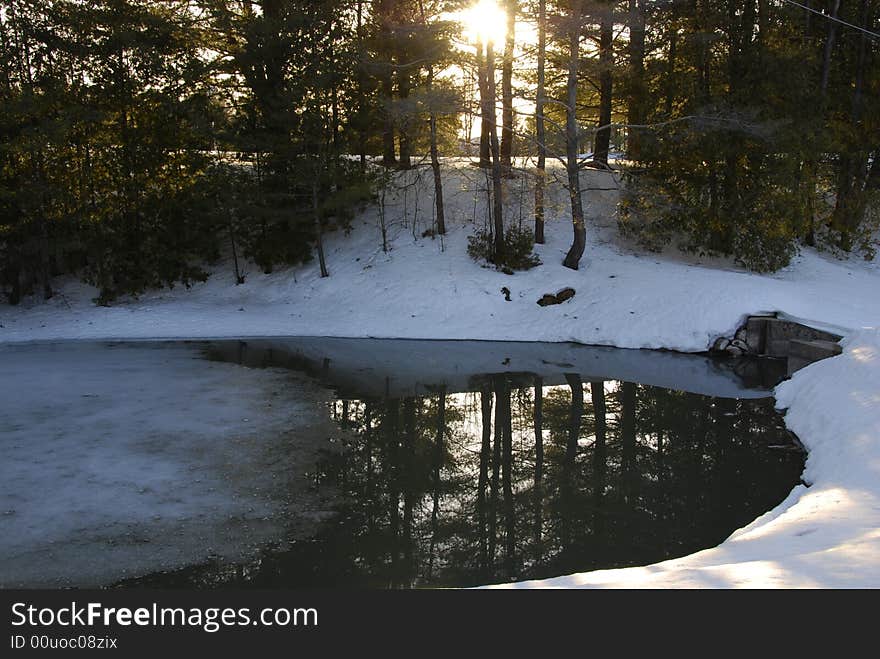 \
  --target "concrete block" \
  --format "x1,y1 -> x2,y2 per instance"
766,339 -> 790,358
788,339 -> 843,363
766,318 -> 842,344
